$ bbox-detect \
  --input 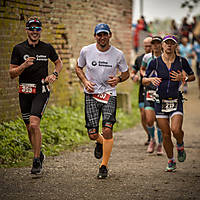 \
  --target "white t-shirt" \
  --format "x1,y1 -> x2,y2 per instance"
78,43 -> 128,96
142,52 -> 154,69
